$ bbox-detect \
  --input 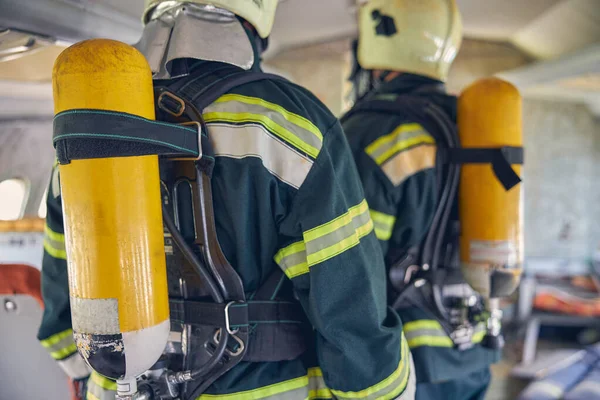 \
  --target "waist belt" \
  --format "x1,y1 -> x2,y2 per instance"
169,298 -> 309,362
